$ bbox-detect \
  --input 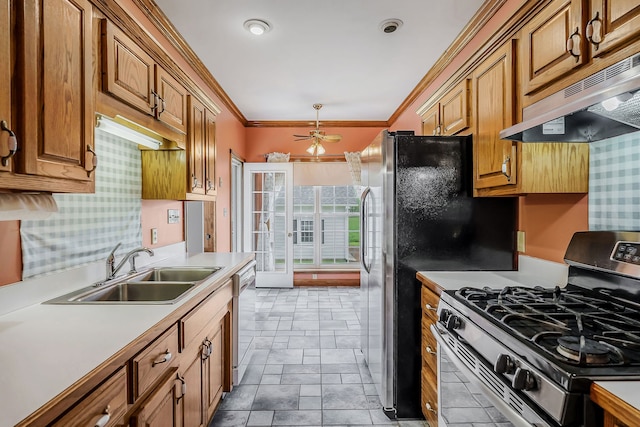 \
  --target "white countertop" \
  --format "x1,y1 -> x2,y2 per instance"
594,381 -> 640,411
418,254 -> 570,291
0,247 -> 253,427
